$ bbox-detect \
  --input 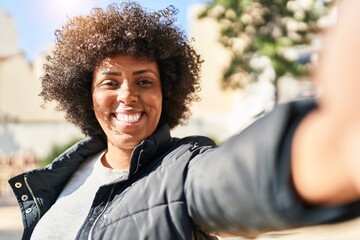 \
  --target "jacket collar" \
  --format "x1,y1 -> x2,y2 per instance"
128,123 -> 173,175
